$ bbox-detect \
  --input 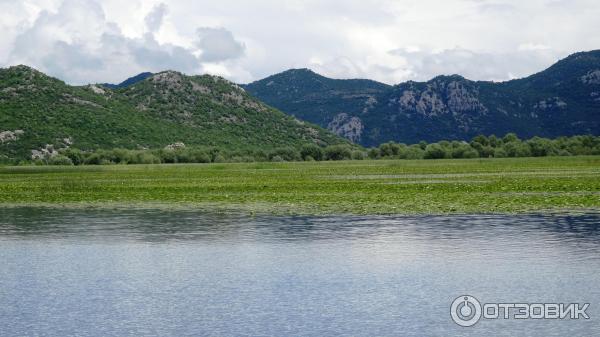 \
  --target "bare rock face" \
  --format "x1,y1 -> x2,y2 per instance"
327,113 -> 363,143
392,79 -> 487,117
150,71 -> 185,89
164,142 -> 186,150
415,89 -> 446,116
445,81 -> 488,115
362,96 -> 378,113
581,70 -> 600,85
88,84 -> 106,95
0,130 -> 24,143
31,144 -> 58,160
534,97 -> 567,111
